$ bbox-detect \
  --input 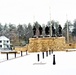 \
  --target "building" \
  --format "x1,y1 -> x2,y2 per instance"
0,36 -> 10,50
